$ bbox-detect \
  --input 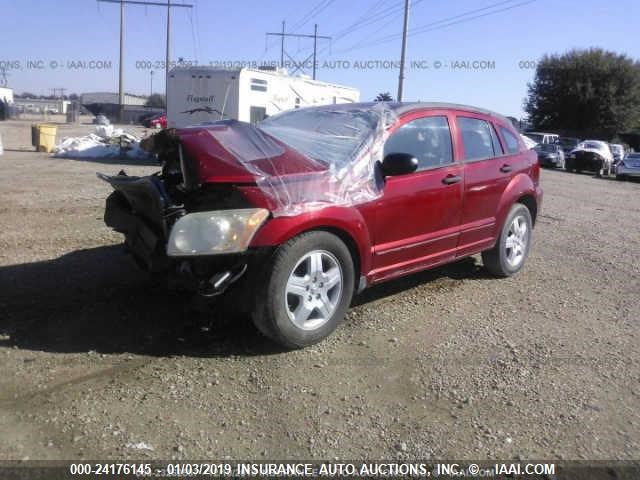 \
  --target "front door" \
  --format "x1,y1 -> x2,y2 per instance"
370,113 -> 463,283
